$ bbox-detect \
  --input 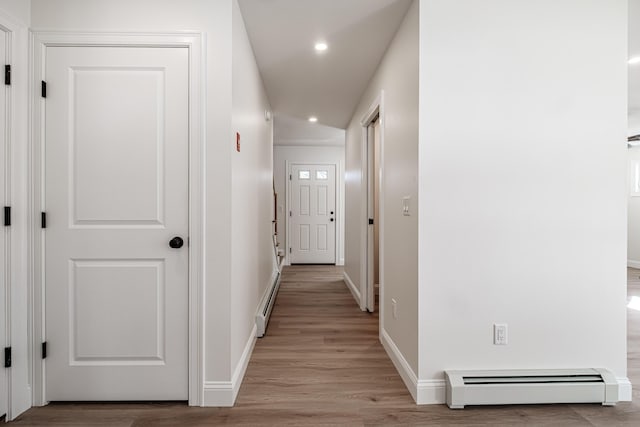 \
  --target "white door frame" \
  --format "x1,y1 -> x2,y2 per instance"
285,161 -> 339,265
0,20 -> 9,422
0,9 -> 30,420
29,32 -> 205,406
359,92 -> 385,317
